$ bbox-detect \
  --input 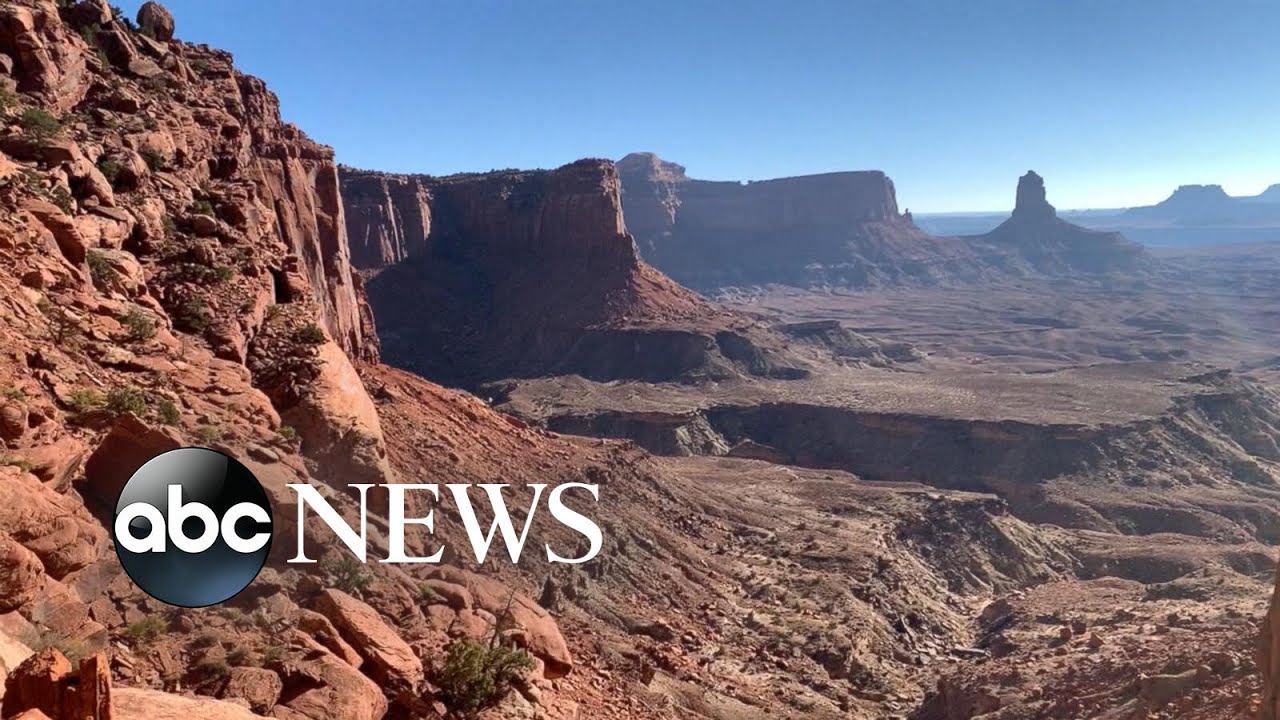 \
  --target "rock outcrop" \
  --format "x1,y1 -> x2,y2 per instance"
618,154 -> 1151,290
974,171 -> 1146,274
341,161 -> 806,386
